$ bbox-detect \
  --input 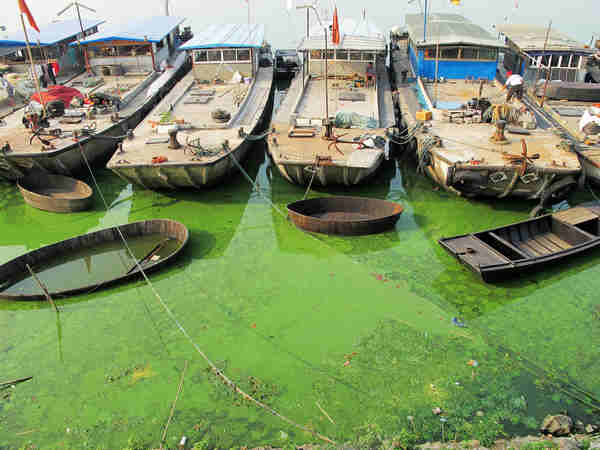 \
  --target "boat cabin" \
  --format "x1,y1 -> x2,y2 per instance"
181,24 -> 265,83
0,19 -> 104,76
297,16 -> 387,83
497,24 -> 593,84
76,16 -> 186,75
406,13 -> 504,81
